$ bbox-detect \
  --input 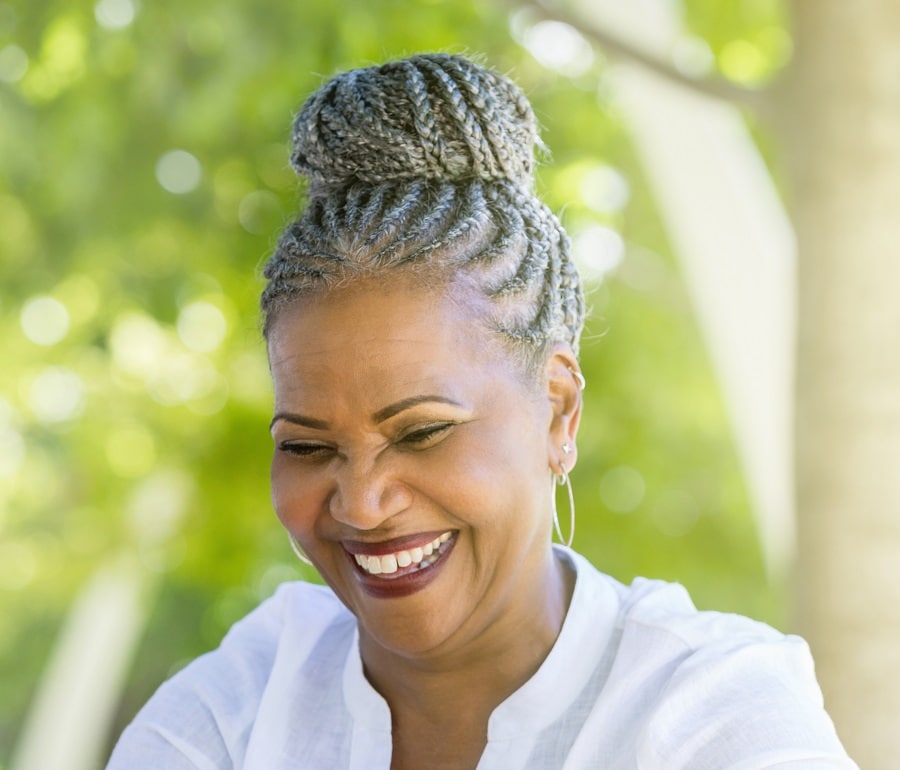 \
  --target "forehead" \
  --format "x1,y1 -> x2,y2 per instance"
266,278 -> 520,404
